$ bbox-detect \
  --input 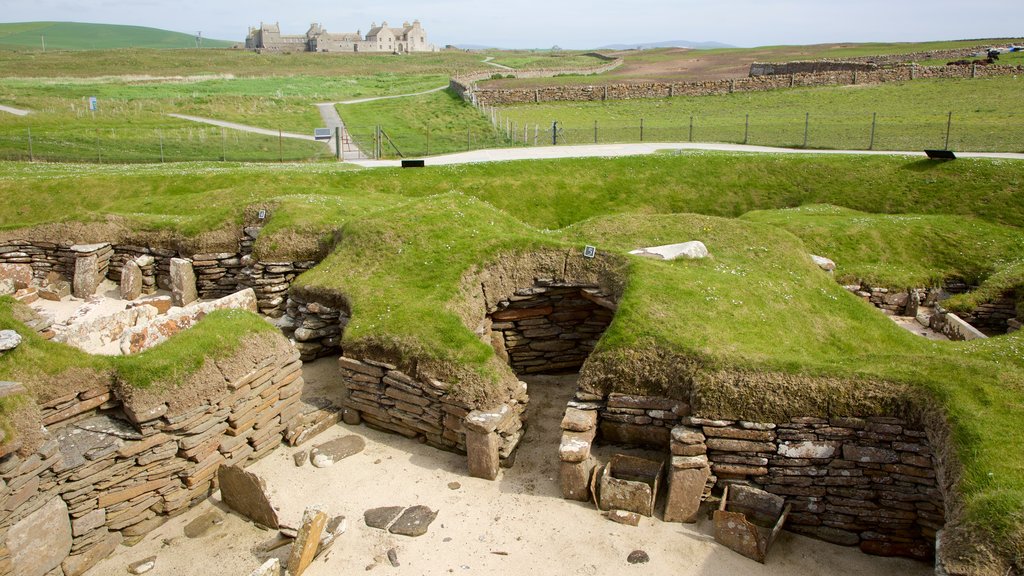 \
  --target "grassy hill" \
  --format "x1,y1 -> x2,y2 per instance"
0,21 -> 236,51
